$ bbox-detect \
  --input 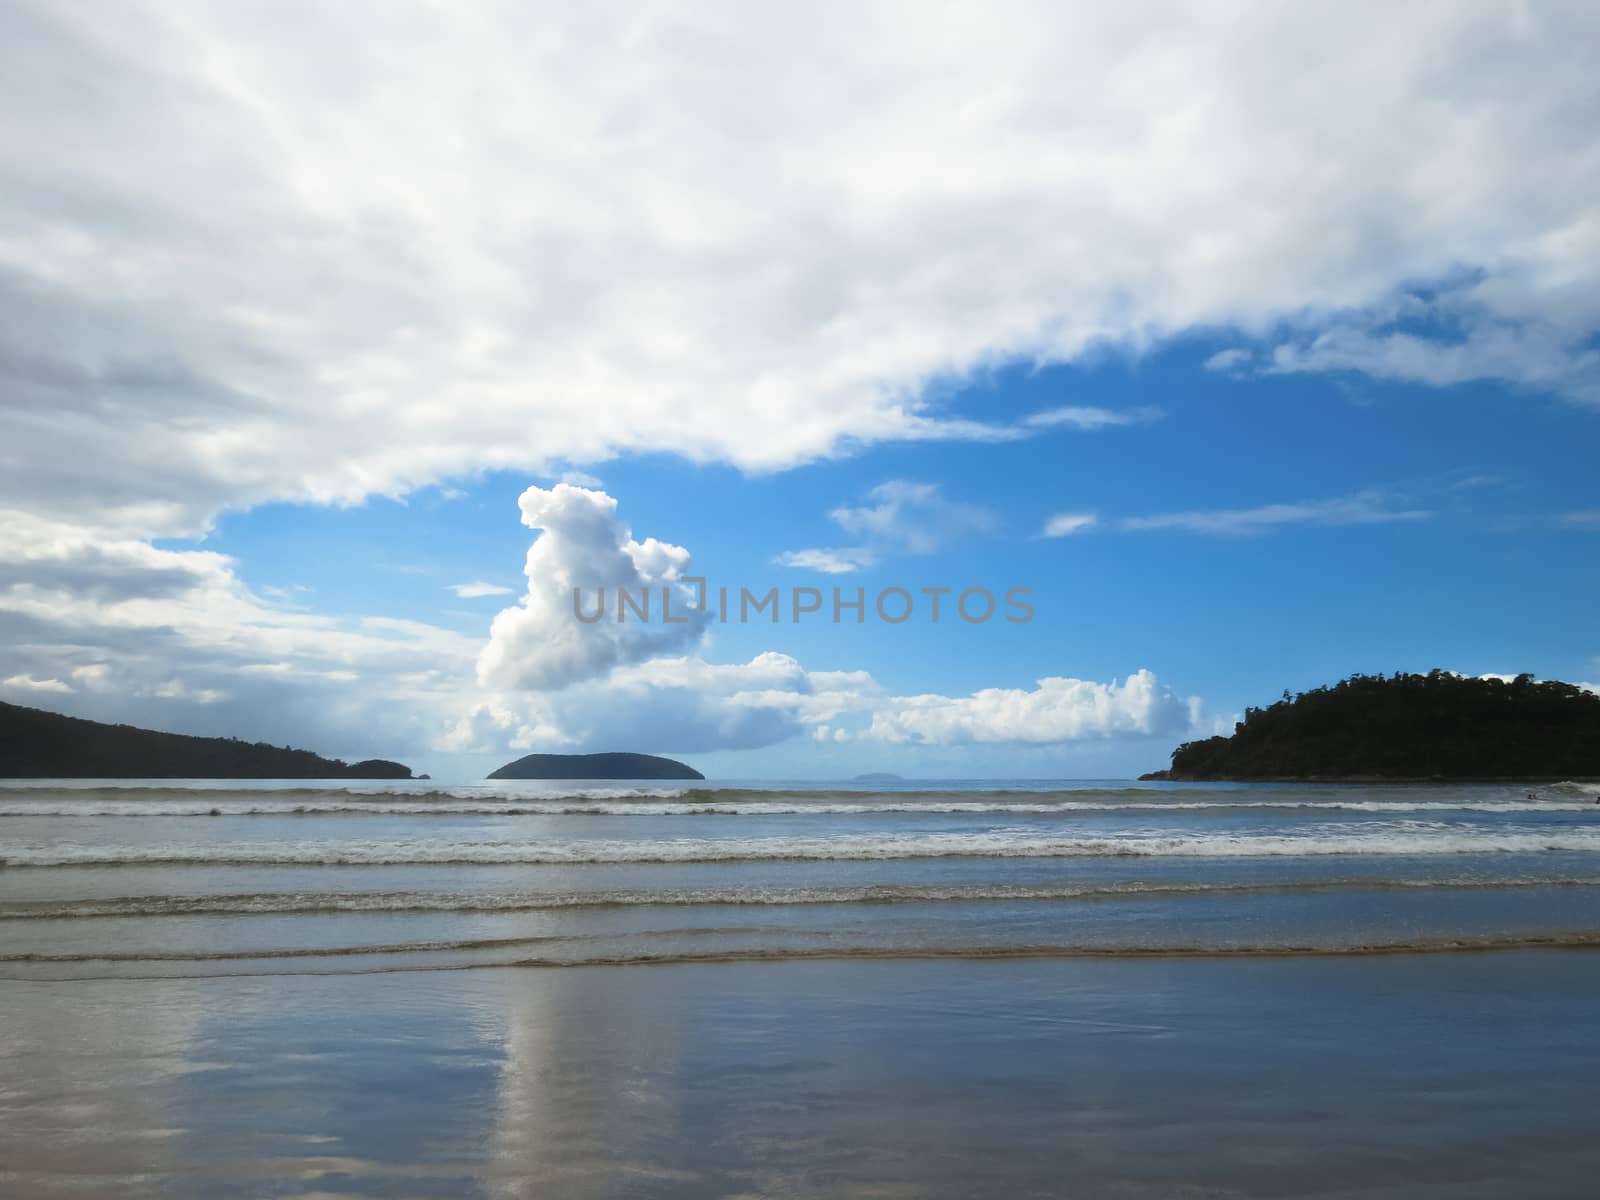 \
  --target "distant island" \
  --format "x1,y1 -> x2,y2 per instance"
852,772 -> 905,782
488,752 -> 704,780
0,700 -> 413,779
1142,671 -> 1600,781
